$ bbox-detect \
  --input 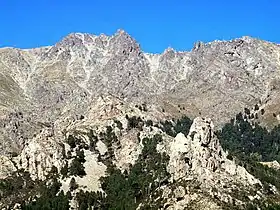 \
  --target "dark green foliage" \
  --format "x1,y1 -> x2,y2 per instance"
76,190 -> 105,210
0,170 -> 38,205
60,162 -> 68,178
114,120 -> 123,130
246,202 -> 280,210
91,126 -> 120,167
69,150 -> 86,177
76,134 -> 170,209
88,129 -> 98,150
22,191 -> 69,210
189,131 -> 196,140
0,178 -> 16,194
135,104 -> 147,112
49,166 -> 58,175
69,177 -> 78,191
66,134 -> 88,150
160,116 -> 192,137
160,120 -> 175,136
217,113 -> 280,163
217,112 -> 280,192
126,116 -> 144,130
22,178 -> 69,210
76,149 -> 86,163
10,151 -> 19,157
247,162 -> 280,190
265,204 -> 280,209
101,168 -> 137,209
174,116 -> 192,136
261,109 -> 265,115
69,158 -> 86,177
245,108 -> 251,115
67,135 -> 79,149
0,168 -> 70,210
102,134 -> 169,209
142,103 -> 148,112
145,119 -> 153,127
103,125 -> 119,147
